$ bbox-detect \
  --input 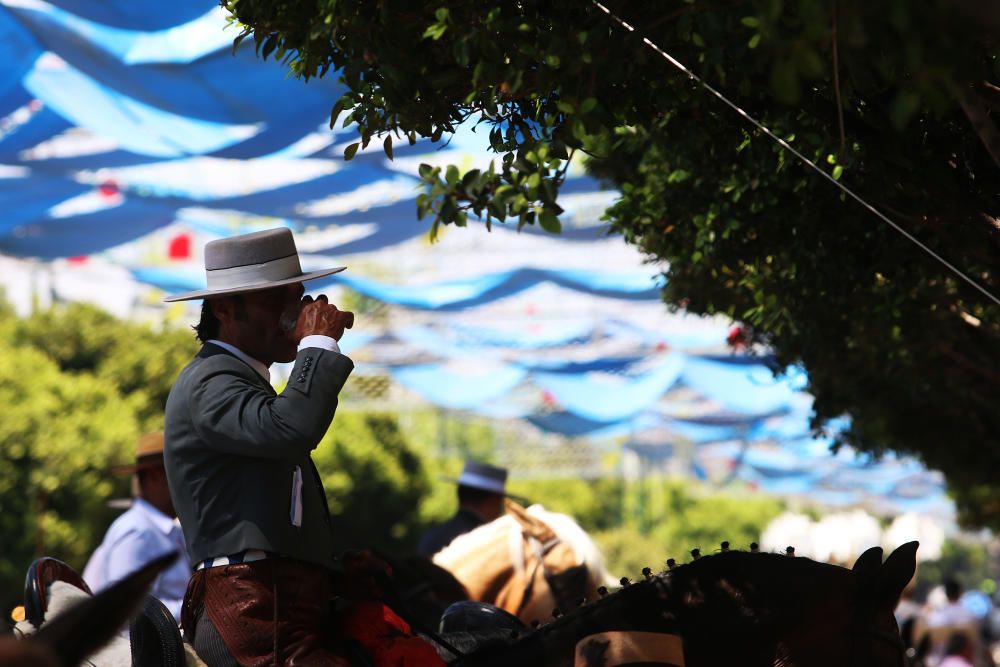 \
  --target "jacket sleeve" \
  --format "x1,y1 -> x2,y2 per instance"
188,348 -> 354,459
